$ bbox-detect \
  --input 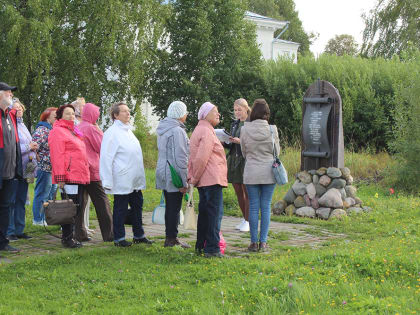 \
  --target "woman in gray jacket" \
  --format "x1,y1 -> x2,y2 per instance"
240,99 -> 280,252
155,101 -> 191,248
